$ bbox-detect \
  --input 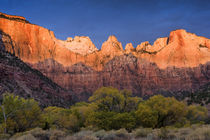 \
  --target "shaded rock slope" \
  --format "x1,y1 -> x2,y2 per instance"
0,31 -> 74,107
